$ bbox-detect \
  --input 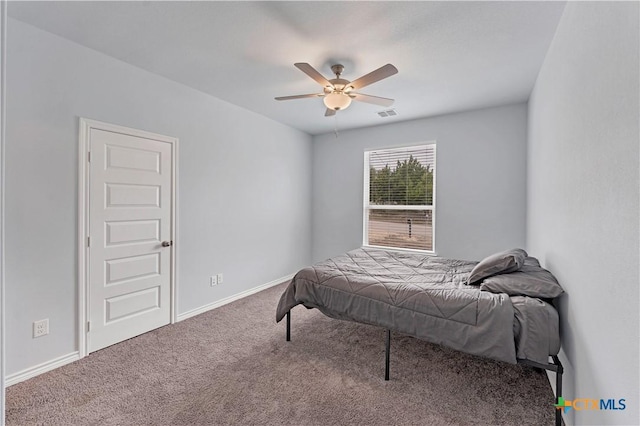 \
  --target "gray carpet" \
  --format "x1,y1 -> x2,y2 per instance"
6,282 -> 556,425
